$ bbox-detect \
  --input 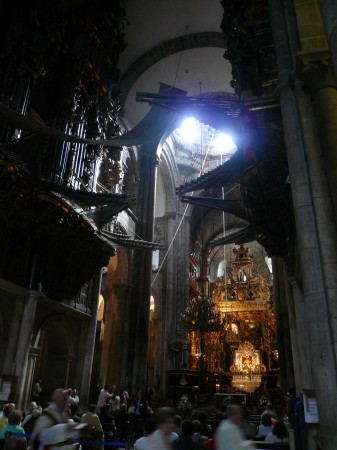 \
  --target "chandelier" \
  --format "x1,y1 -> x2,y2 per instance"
230,341 -> 265,393
232,373 -> 262,393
